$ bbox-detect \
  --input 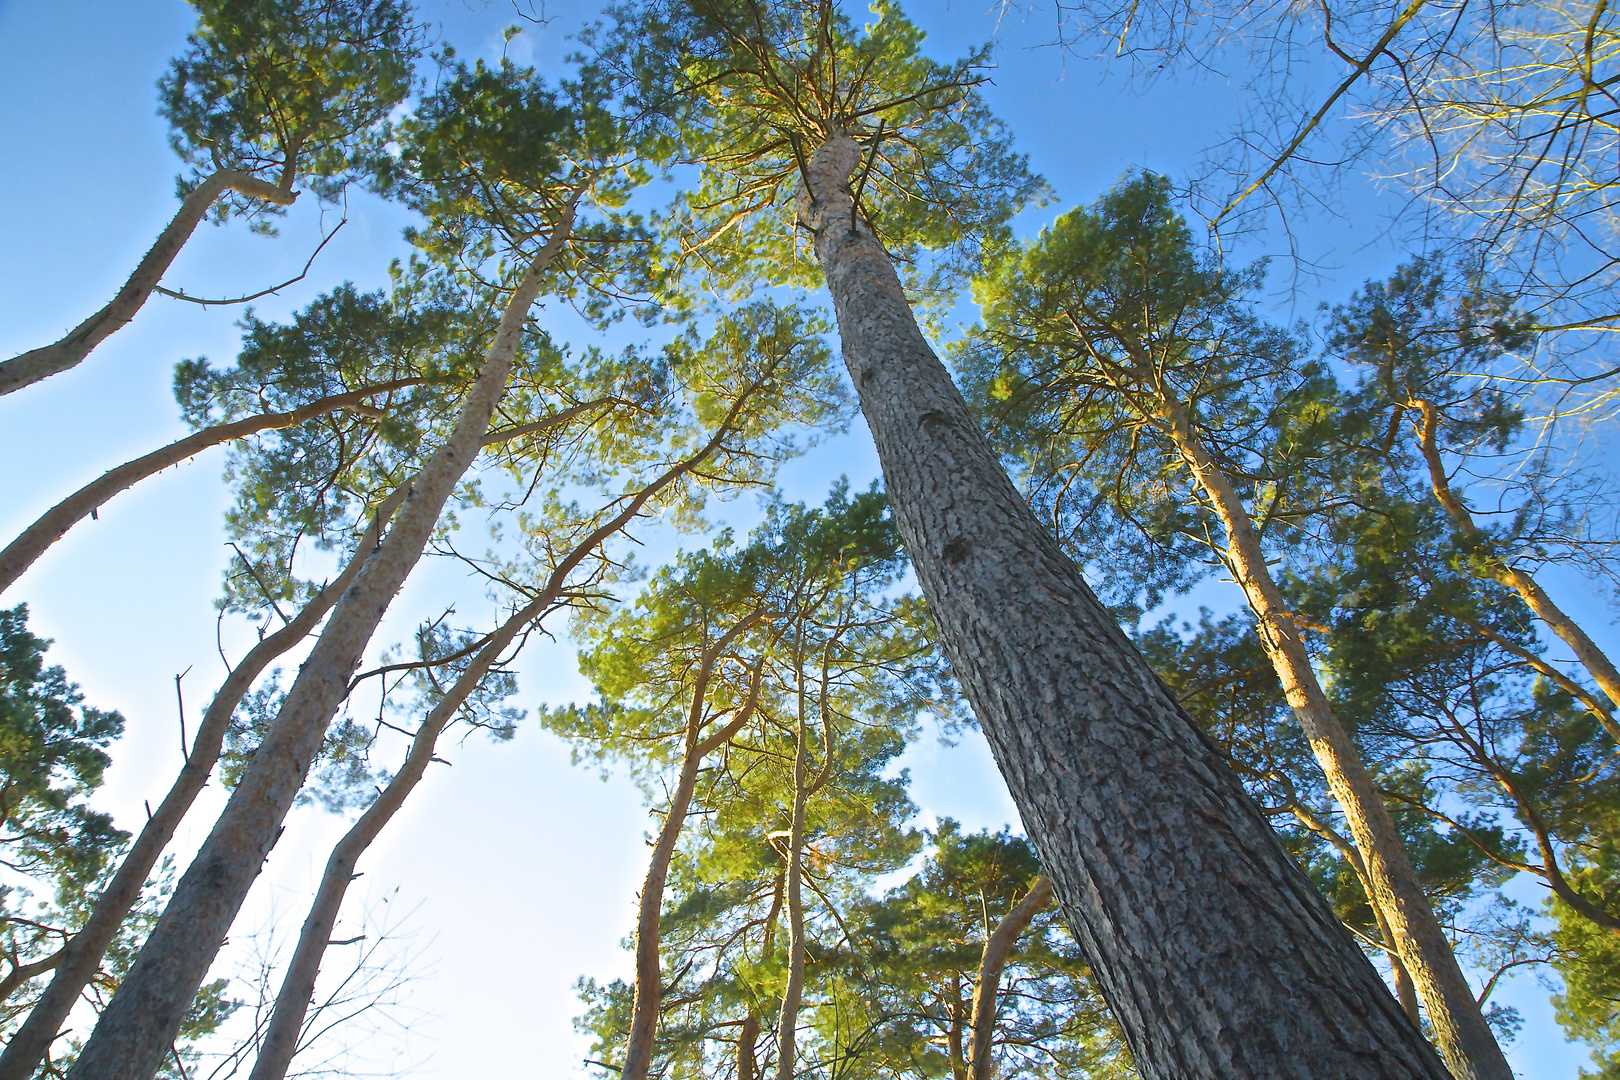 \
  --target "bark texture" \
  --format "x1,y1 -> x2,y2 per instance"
63,210 -> 572,1080
797,134 -> 1452,1080
967,874 -> 1054,1080
0,380 -> 422,597
1158,396 -> 1509,1079
0,171 -> 296,397
0,499 -> 392,1080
